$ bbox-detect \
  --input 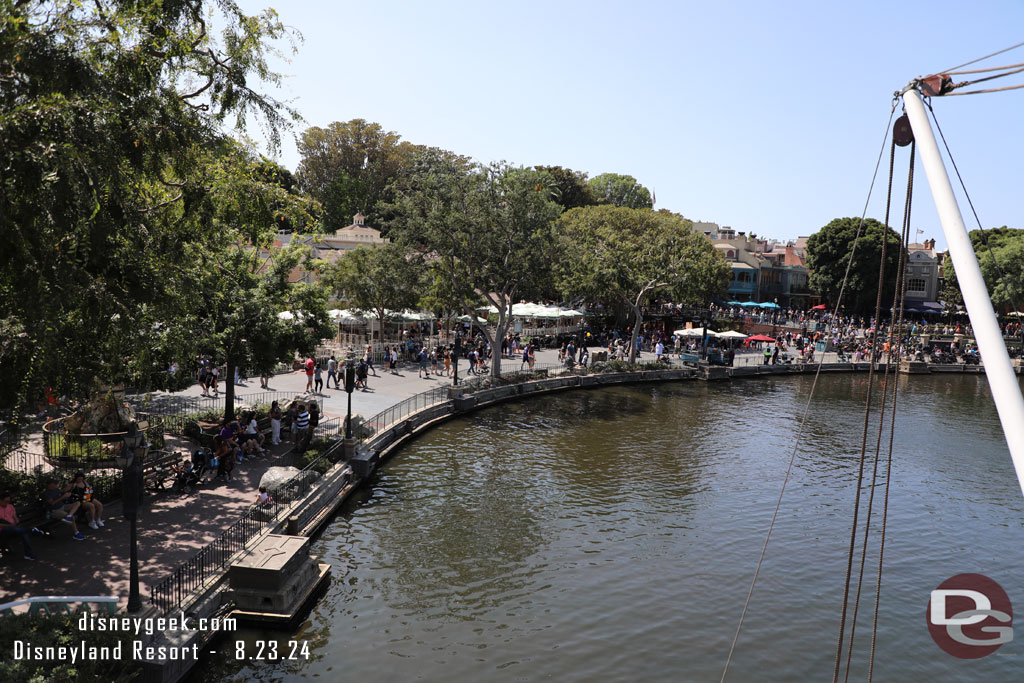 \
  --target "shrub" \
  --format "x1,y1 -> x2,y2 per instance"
0,614 -> 141,682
